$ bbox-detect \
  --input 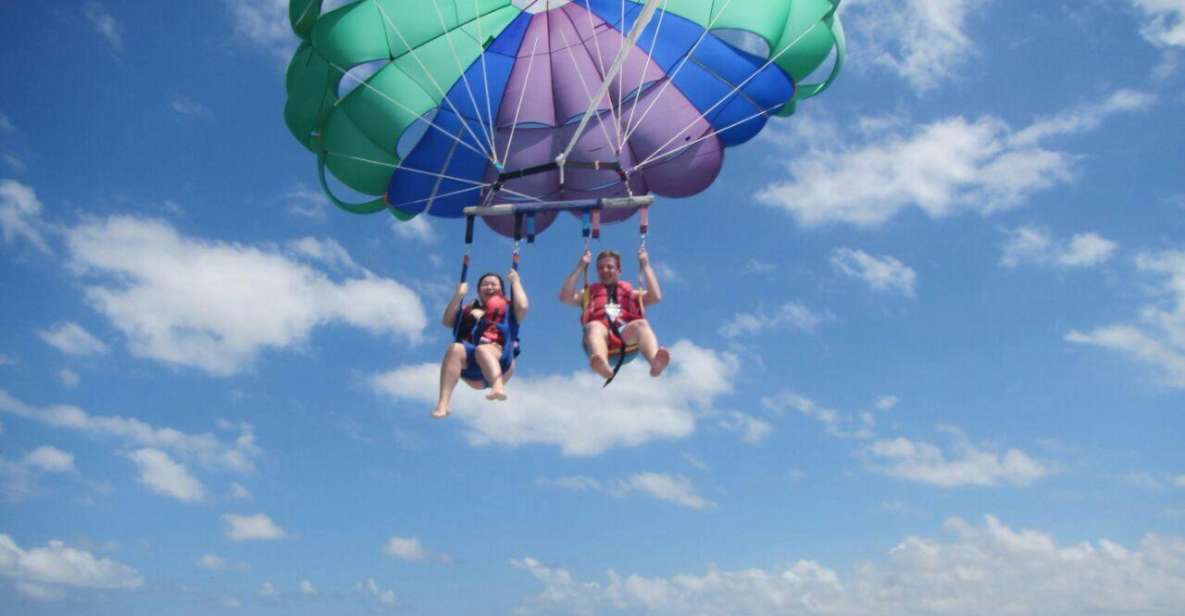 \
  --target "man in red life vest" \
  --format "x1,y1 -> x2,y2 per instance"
559,248 -> 671,381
